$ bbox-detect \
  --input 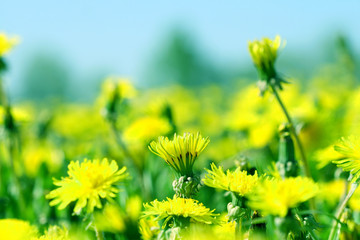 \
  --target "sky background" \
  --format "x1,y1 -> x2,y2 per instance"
1,0 -> 360,100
